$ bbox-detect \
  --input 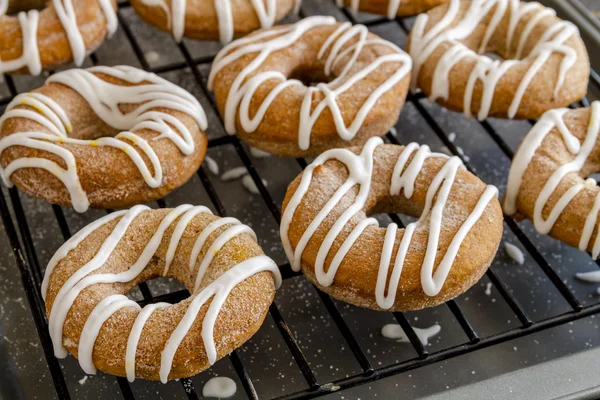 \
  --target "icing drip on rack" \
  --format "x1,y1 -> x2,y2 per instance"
504,101 -> 600,258
138,0 -> 302,44
0,0 -> 118,77
335,0 -> 403,19
42,204 -> 282,382
0,65 -> 207,213
409,0 -> 579,120
208,16 -> 412,151
280,137 -> 498,307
